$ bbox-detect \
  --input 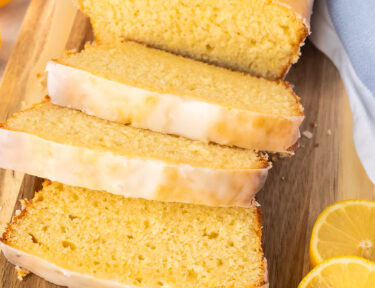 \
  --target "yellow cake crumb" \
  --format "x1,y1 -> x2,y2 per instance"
2,181 -> 267,288
77,0 -> 309,79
